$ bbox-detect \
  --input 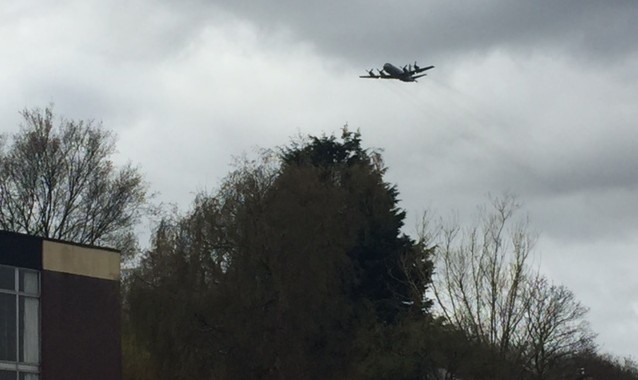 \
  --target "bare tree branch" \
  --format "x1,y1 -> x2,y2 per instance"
422,194 -> 594,379
0,106 -> 149,259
